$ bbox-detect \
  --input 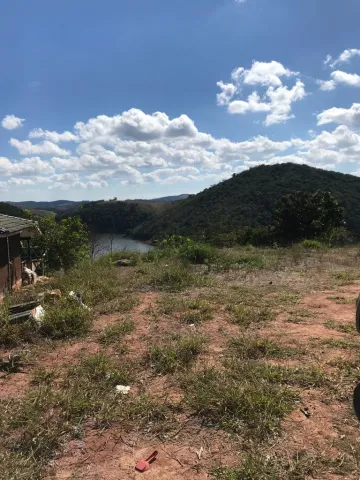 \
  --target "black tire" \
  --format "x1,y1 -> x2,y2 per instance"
354,383 -> 360,421
356,296 -> 360,333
